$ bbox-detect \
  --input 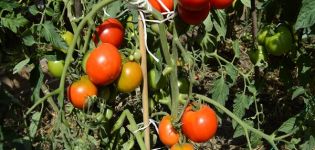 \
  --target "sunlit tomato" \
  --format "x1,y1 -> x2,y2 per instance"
181,104 -> 218,143
210,0 -> 234,9
86,43 -> 122,85
67,76 -> 98,109
47,60 -> 64,78
149,0 -> 174,13
93,18 -> 124,48
117,62 -> 143,93
170,143 -> 194,150
179,0 -> 210,11
158,115 -> 180,147
177,4 -> 210,25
